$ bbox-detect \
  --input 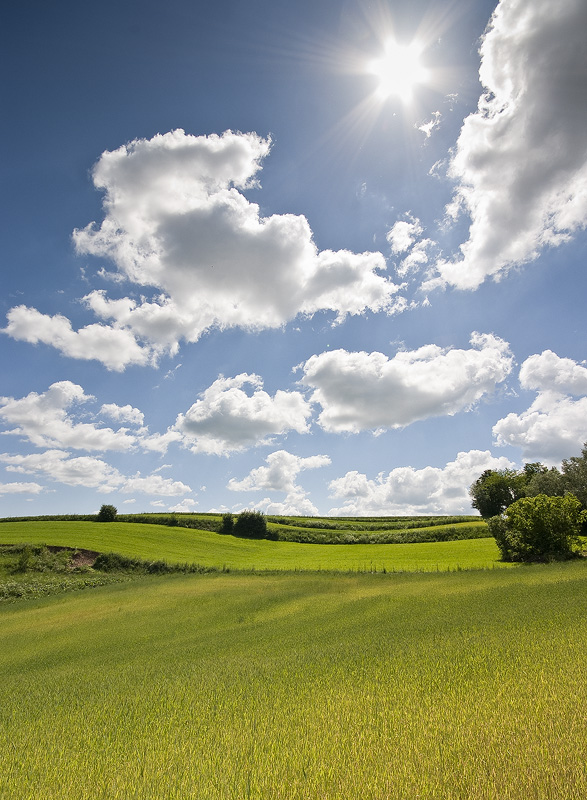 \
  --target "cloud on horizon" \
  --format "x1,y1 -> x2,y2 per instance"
328,449 -> 516,516
493,350 -> 587,464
